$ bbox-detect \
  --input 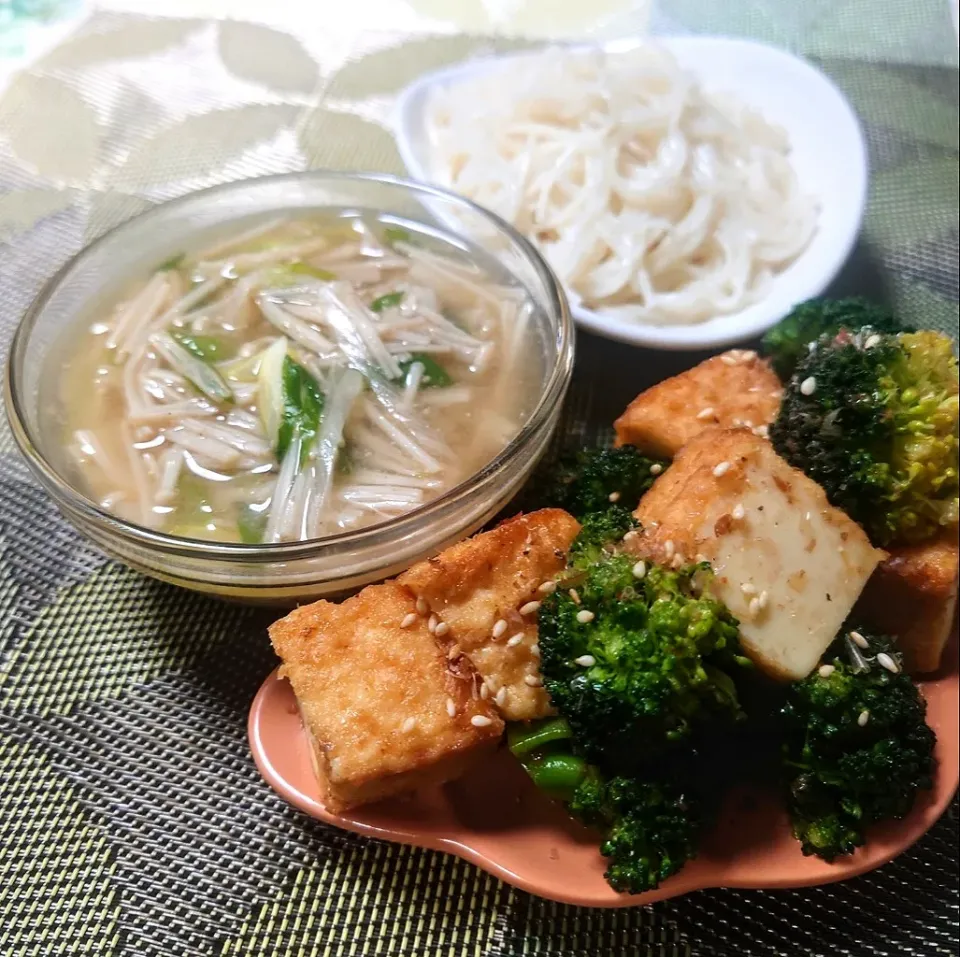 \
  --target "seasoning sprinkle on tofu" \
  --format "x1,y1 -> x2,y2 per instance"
470,715 -> 493,728
524,675 -> 542,687
713,461 -> 731,477
401,717 -> 417,733
434,621 -> 449,637
445,698 -> 456,718
400,612 -> 418,629
506,634 -> 524,647
538,580 -> 557,595
492,619 -> 508,639
519,600 -> 541,616
697,407 -> 715,420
